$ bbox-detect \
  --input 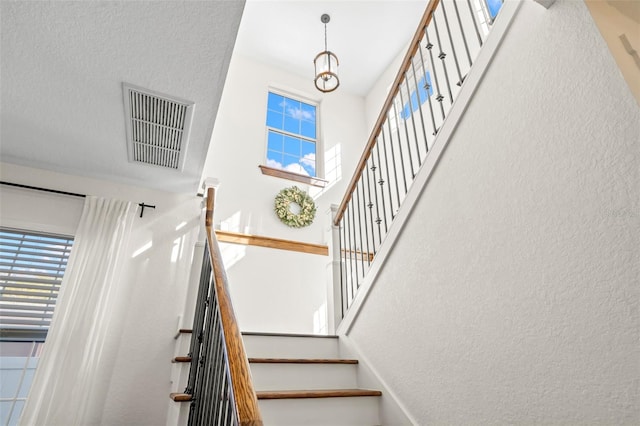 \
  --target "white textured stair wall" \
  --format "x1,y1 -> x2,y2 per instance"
343,0 -> 640,424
